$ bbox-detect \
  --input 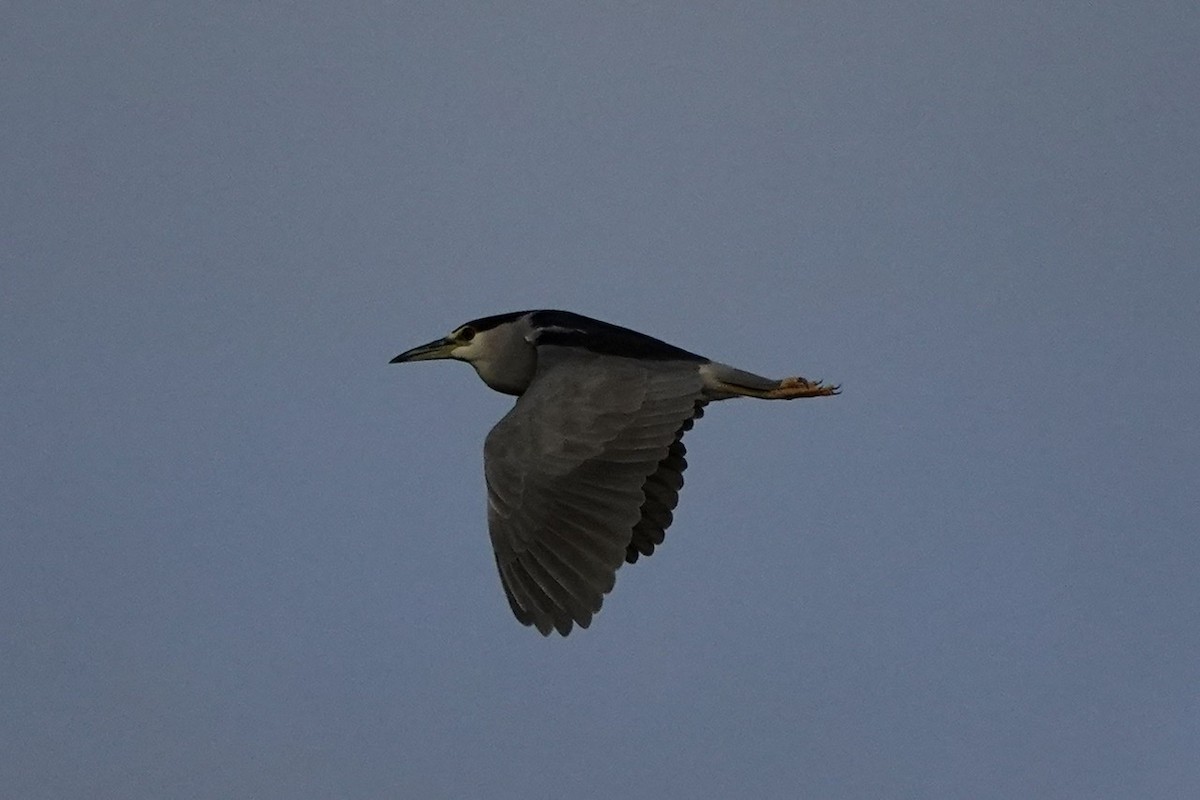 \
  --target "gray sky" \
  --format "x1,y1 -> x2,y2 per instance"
4,4 -> 1199,798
